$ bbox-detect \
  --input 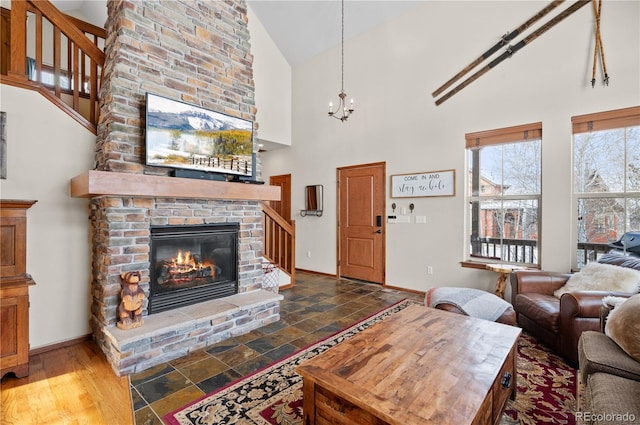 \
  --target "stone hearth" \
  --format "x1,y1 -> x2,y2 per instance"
104,289 -> 281,376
